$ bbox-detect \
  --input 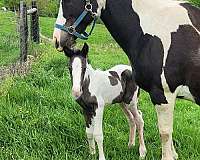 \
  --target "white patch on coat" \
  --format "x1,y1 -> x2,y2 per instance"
177,85 -> 195,102
72,57 -> 82,95
53,0 -> 66,41
132,0 -> 193,67
96,0 -> 107,16
56,0 -> 66,25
